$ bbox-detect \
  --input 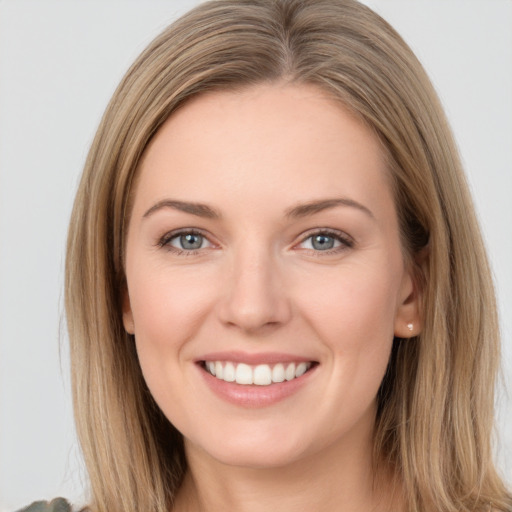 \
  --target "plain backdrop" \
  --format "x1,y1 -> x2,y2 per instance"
0,1 -> 511,510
